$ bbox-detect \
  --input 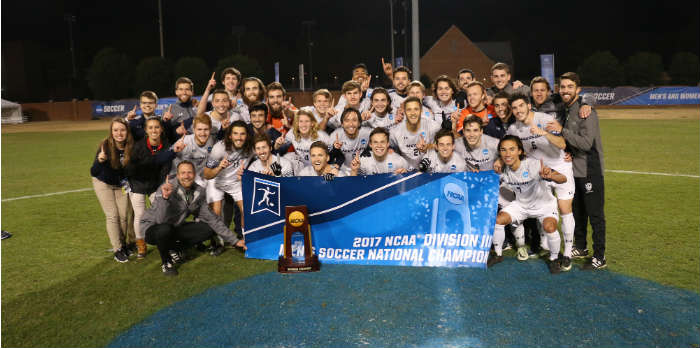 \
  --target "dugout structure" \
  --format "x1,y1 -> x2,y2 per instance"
2,99 -> 25,124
